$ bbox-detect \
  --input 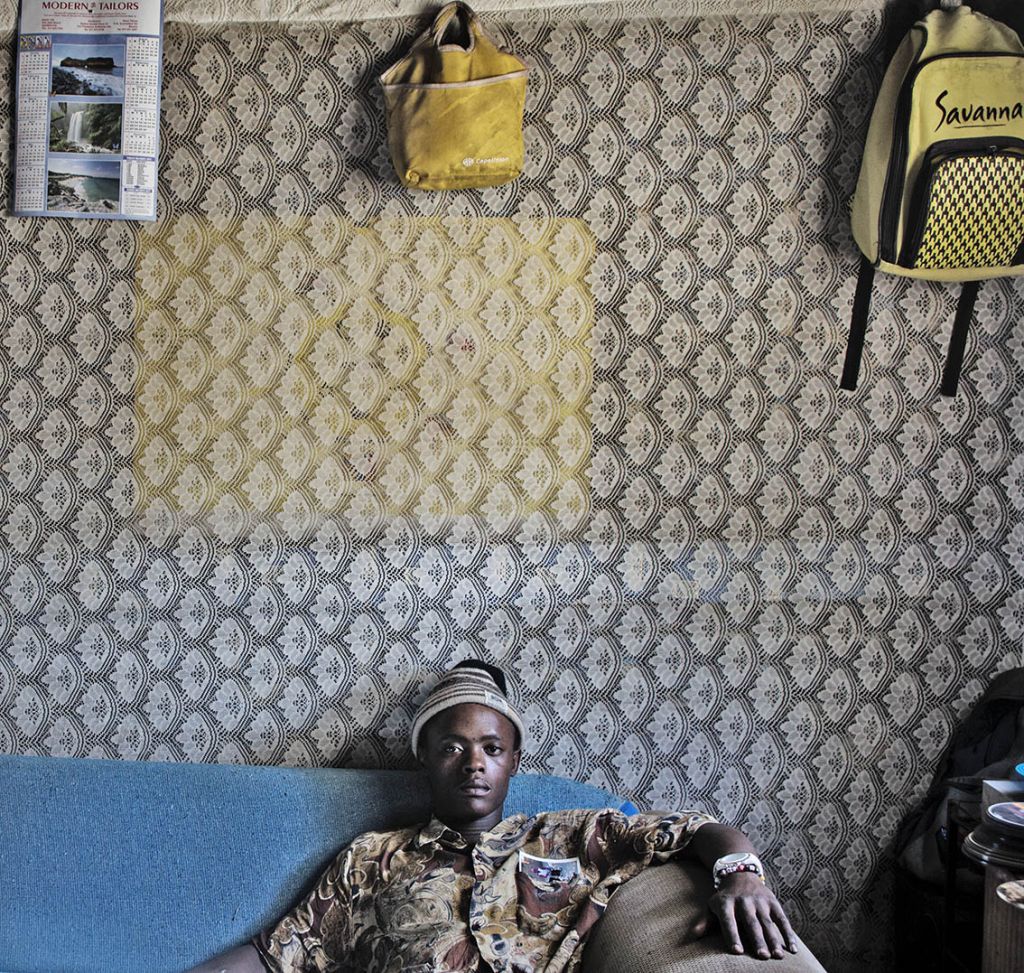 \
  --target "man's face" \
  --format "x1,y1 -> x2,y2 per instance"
419,702 -> 521,832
